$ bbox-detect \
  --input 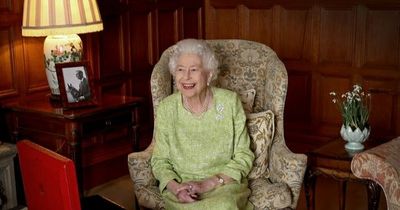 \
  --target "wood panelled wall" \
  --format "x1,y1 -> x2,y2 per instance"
1,0 -> 399,152
205,0 -> 400,151
93,0 -> 204,139
94,0 -> 203,104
